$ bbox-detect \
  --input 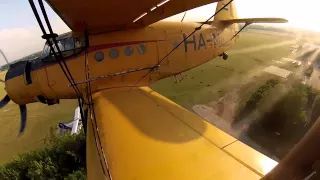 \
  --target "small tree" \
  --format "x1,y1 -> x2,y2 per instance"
0,132 -> 86,179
